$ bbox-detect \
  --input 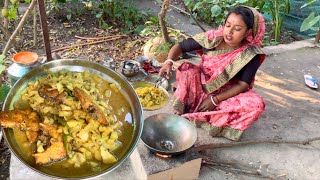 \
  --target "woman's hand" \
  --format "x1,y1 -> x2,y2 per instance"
159,63 -> 173,79
198,96 -> 216,112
